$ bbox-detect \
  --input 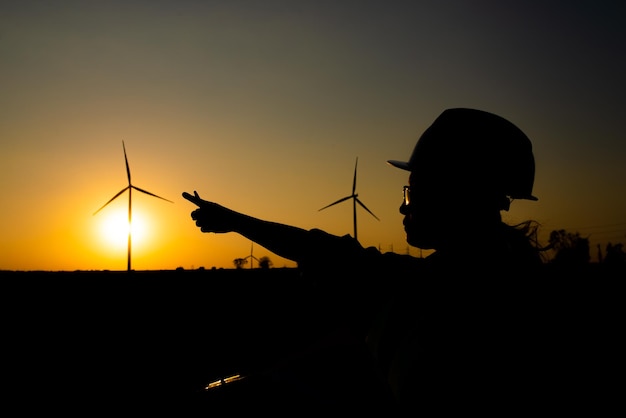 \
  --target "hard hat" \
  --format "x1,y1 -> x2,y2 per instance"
387,108 -> 538,201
